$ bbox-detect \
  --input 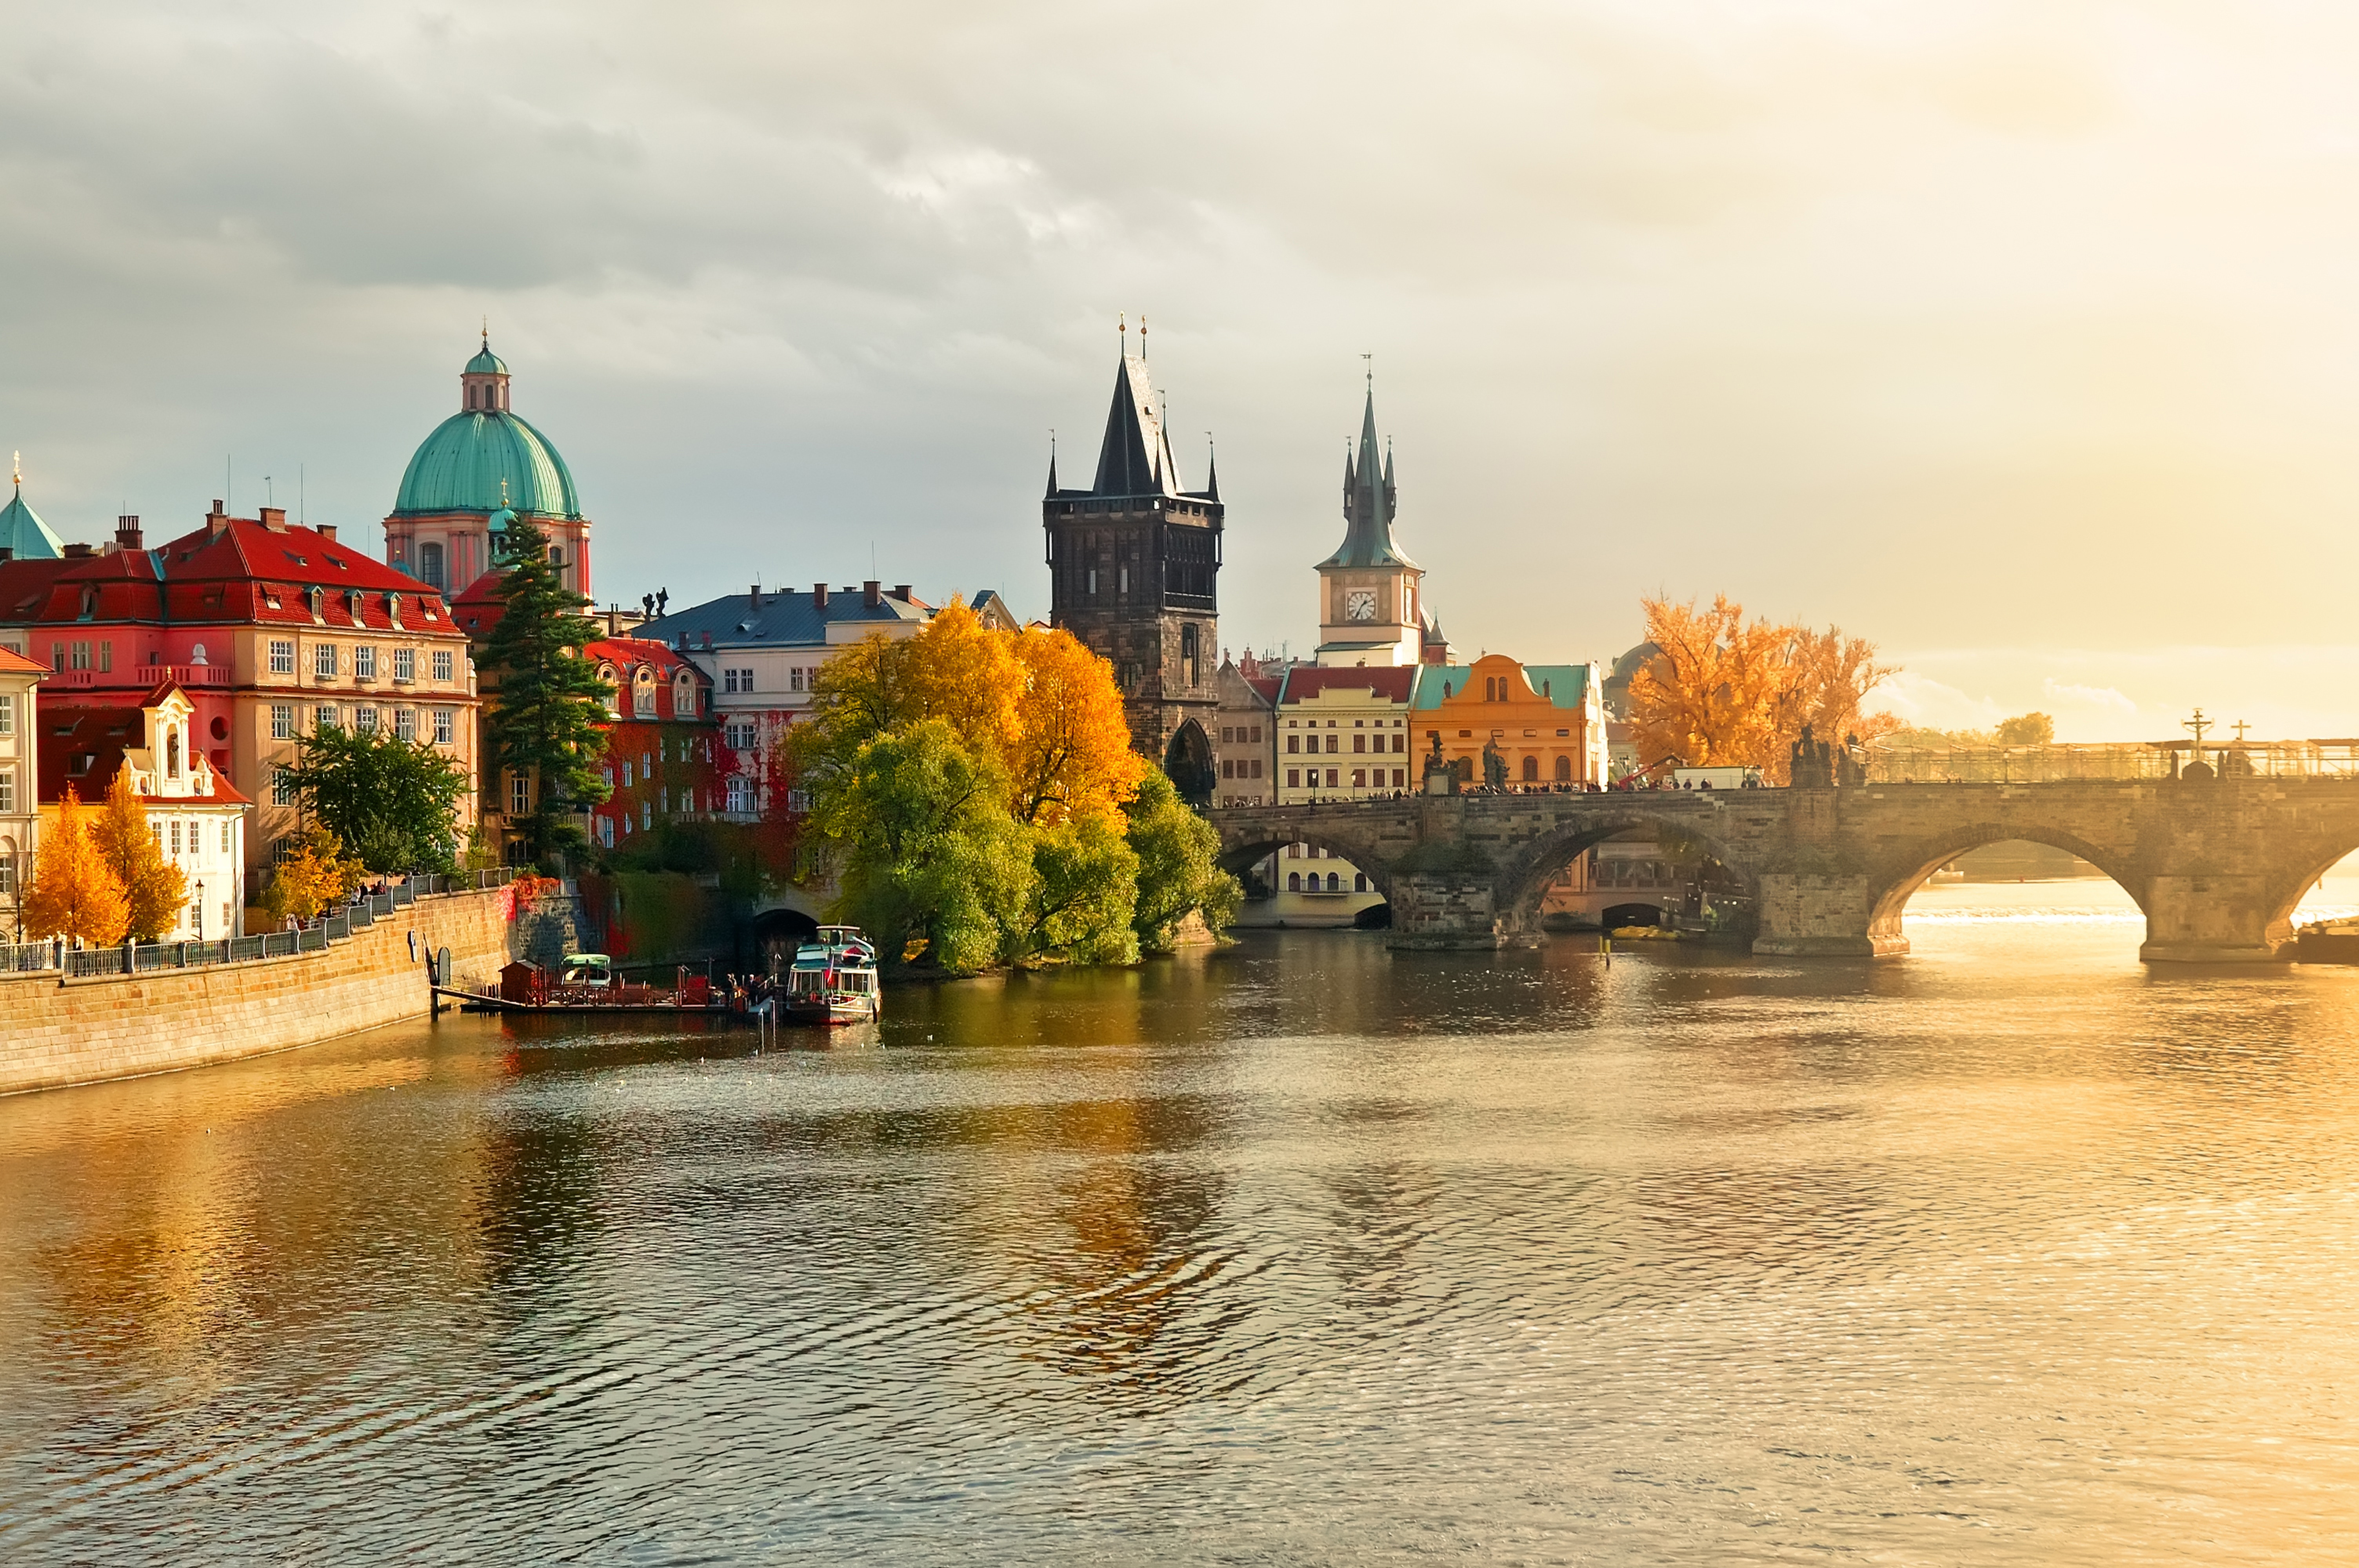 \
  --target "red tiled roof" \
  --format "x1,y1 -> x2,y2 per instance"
0,645 -> 48,676
1279,666 -> 1417,704
36,703 -> 252,808
3,515 -> 460,635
